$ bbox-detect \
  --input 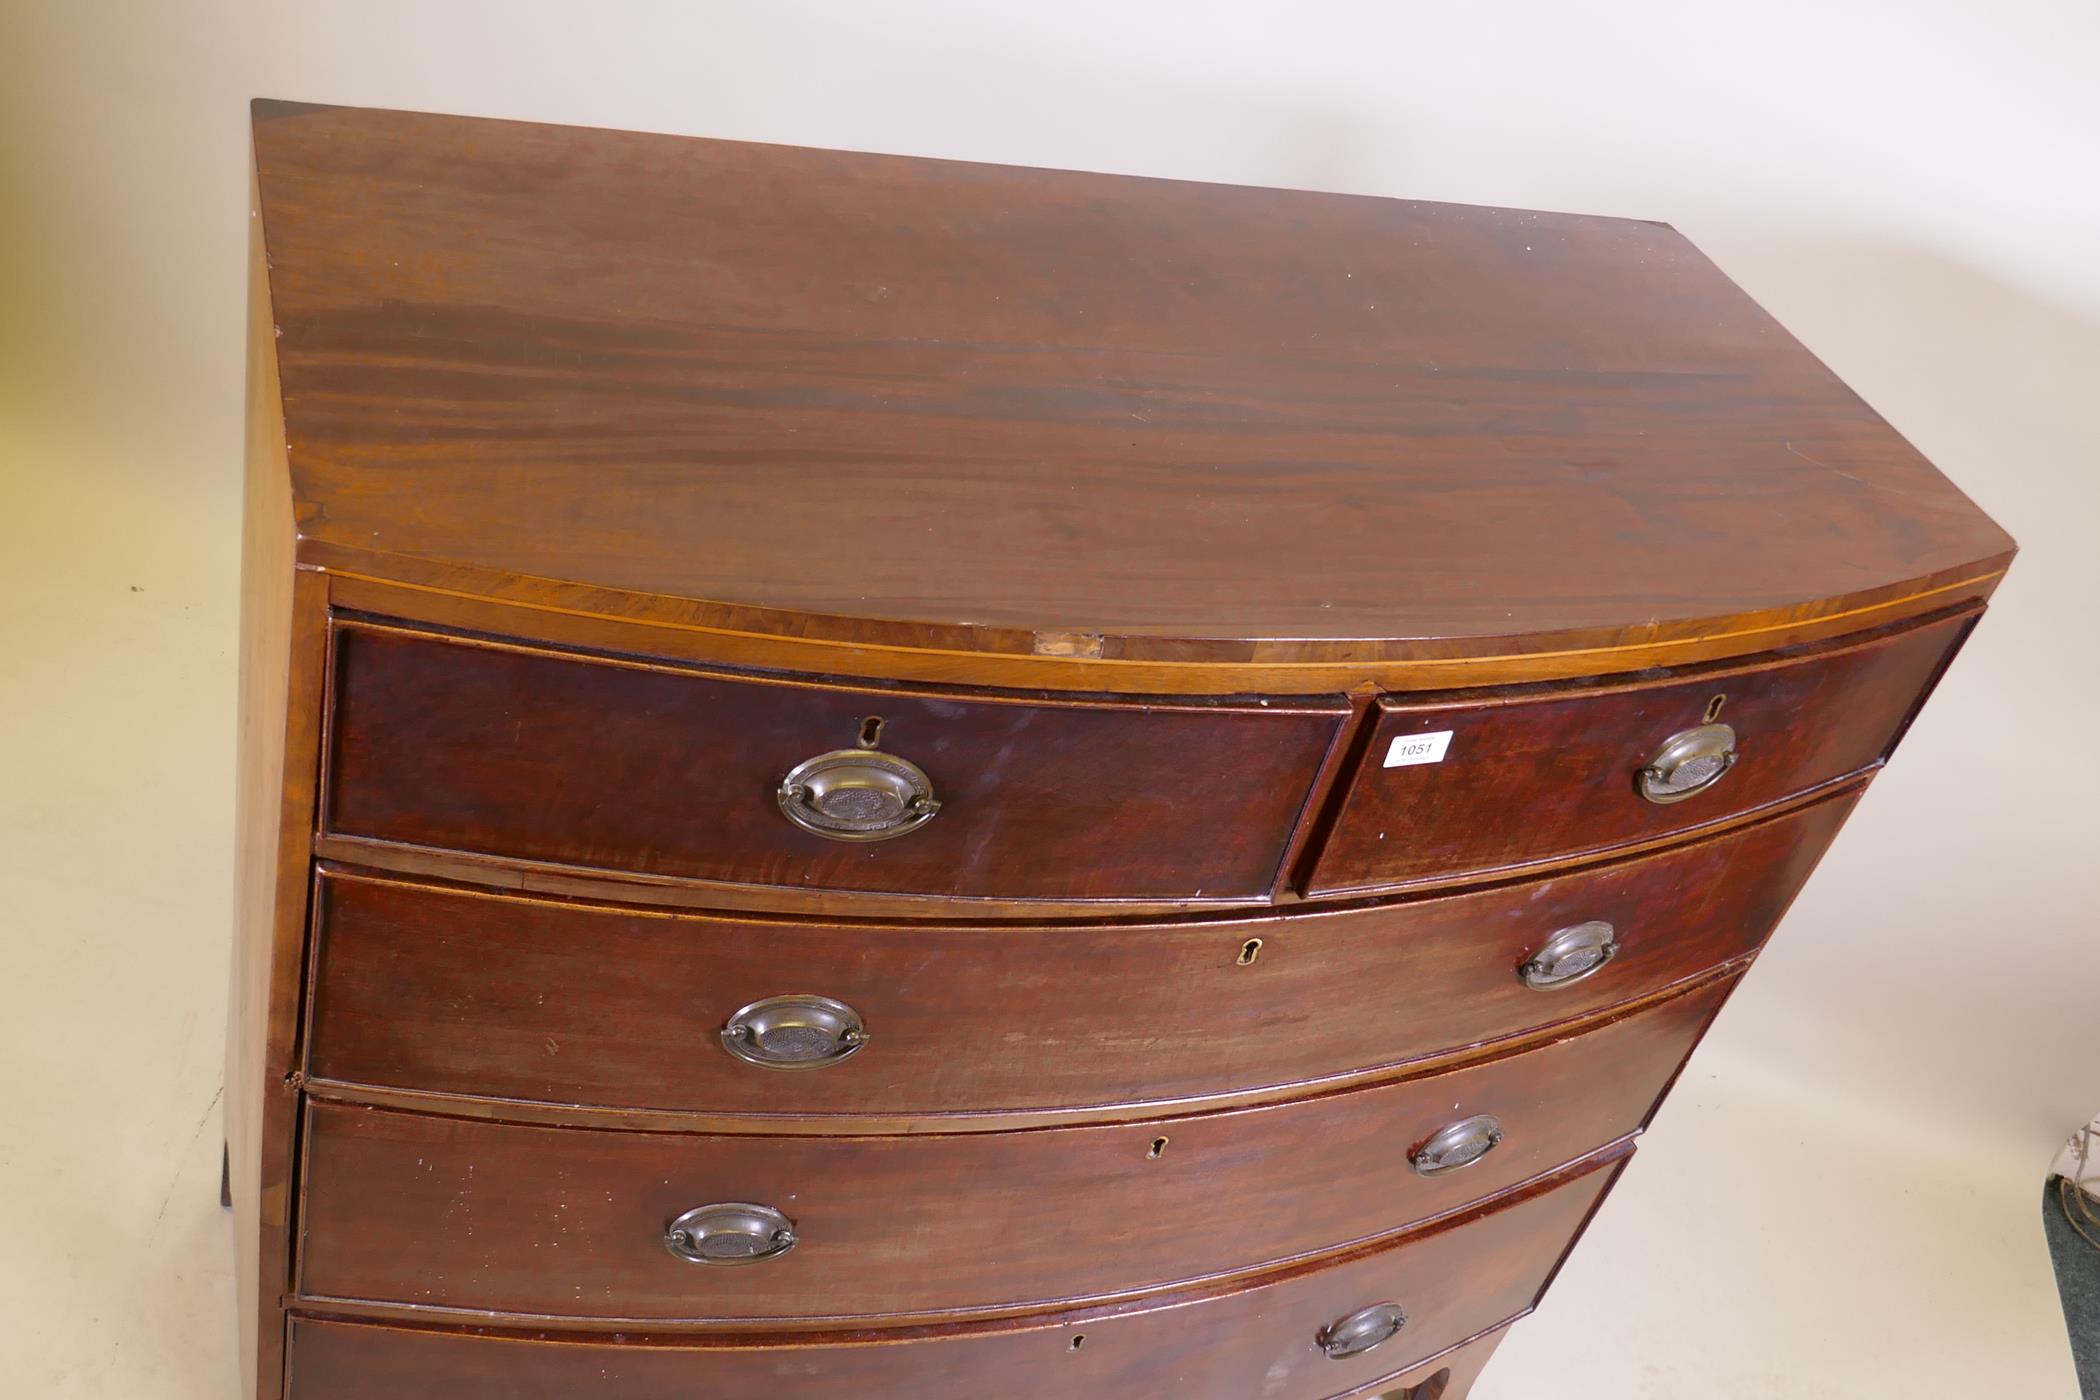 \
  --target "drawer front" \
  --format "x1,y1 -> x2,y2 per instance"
324,623 -> 1347,903
1332,1323 -> 1507,1400
288,1324 -> 1513,1400
307,794 -> 1848,1122
1309,608 -> 1973,894
289,1153 -> 1619,1399
298,980 -> 1717,1323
